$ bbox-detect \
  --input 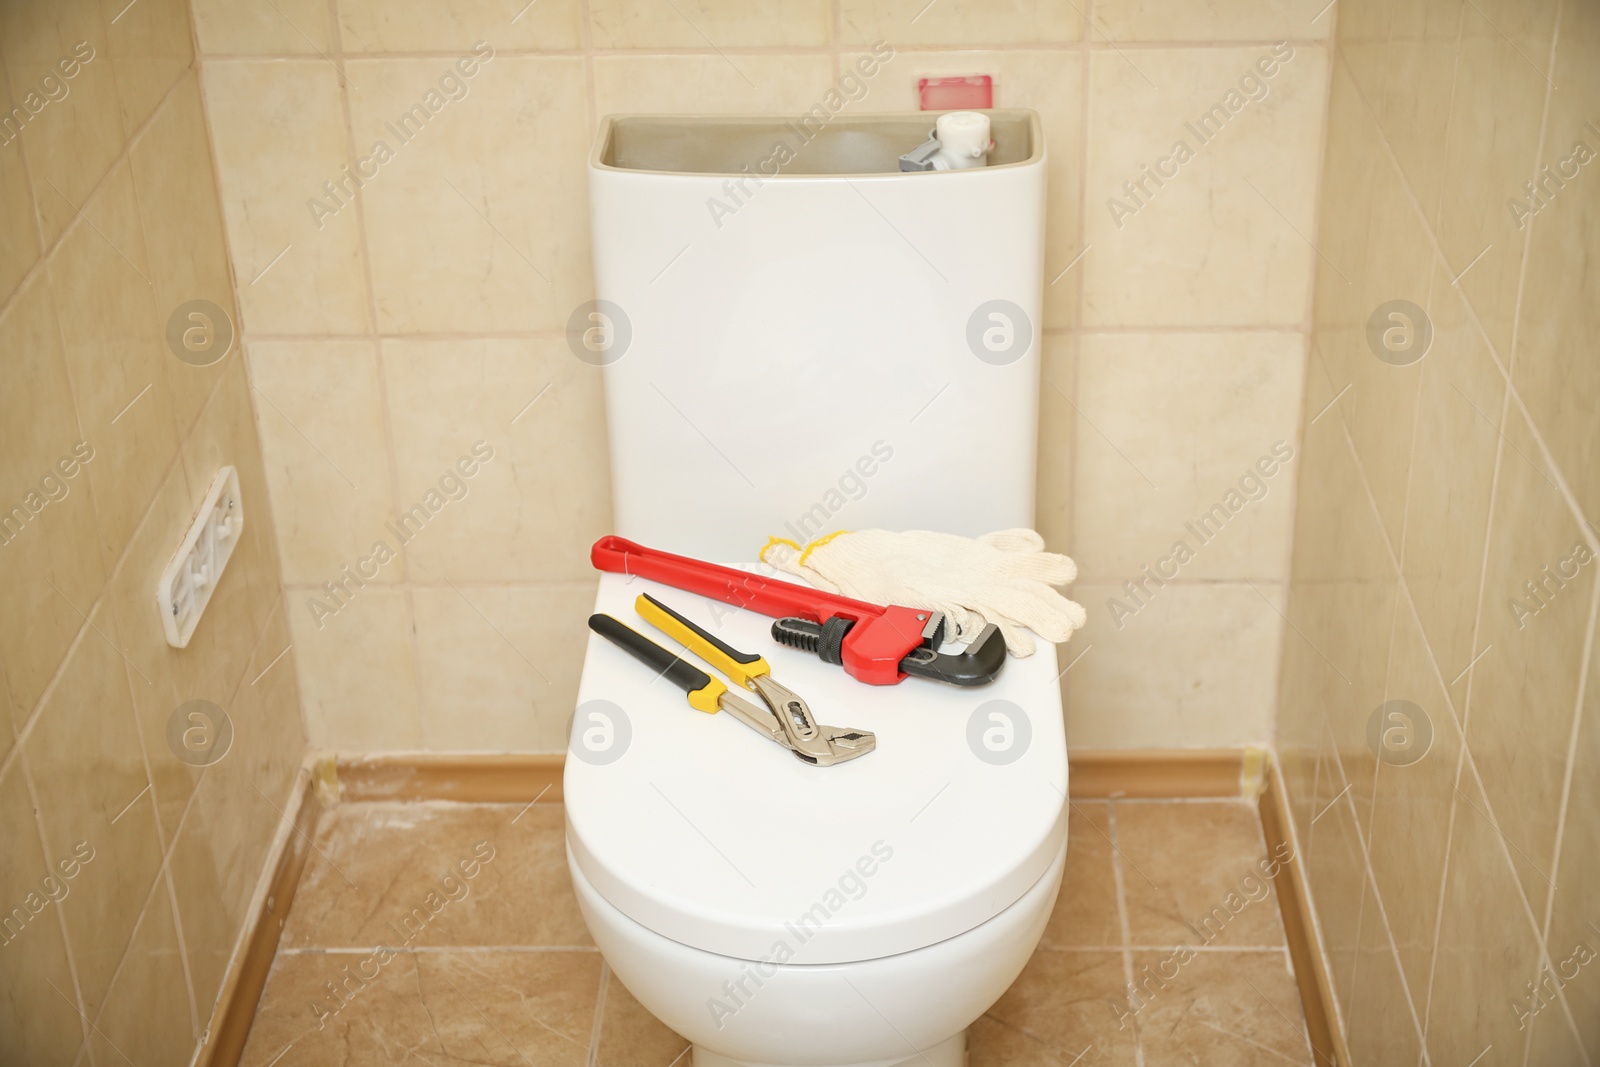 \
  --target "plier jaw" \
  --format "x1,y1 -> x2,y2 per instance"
747,675 -> 877,767
587,594 -> 876,767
